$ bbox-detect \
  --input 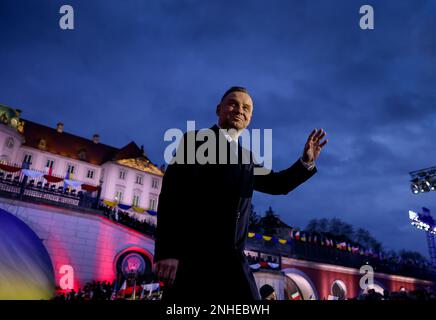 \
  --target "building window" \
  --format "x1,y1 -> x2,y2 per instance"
23,154 -> 33,165
87,169 -> 95,179
78,149 -> 87,161
46,159 -> 55,169
5,137 -> 14,149
115,191 -> 124,203
151,178 -> 159,189
132,195 -> 140,207
149,197 -> 157,211
136,175 -> 143,185
119,170 -> 126,180
46,159 -> 55,174
38,138 -> 47,150
67,164 -> 75,175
